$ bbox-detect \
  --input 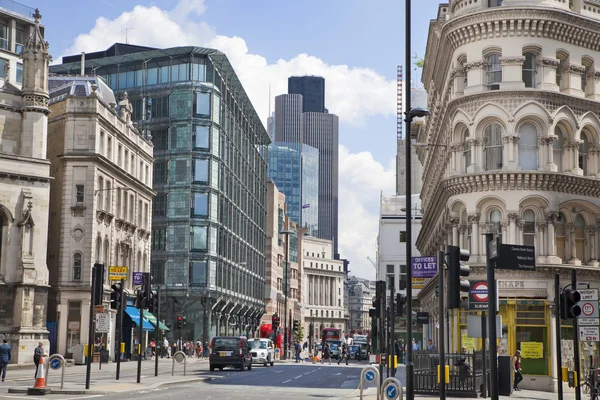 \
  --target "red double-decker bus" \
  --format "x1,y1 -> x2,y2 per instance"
322,327 -> 341,344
